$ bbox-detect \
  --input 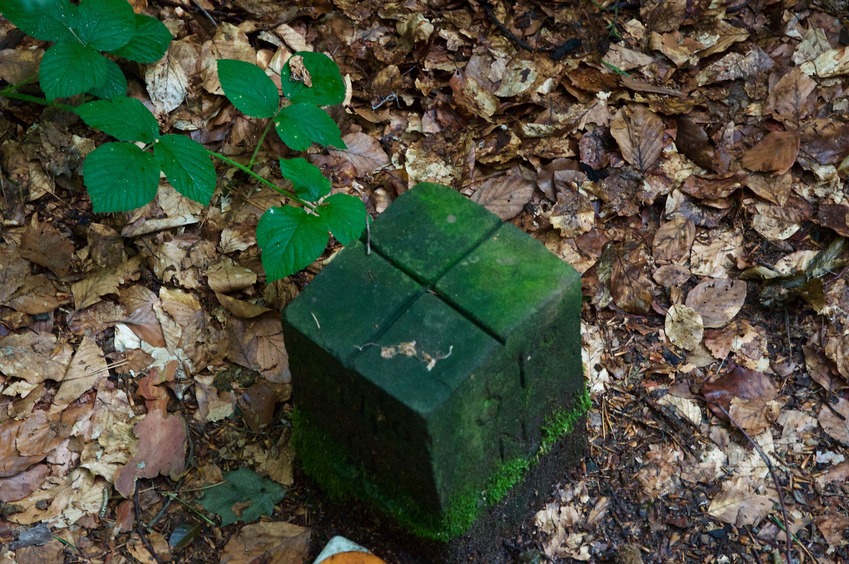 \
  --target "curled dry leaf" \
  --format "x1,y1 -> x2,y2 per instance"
699,364 -> 778,419
471,167 -> 535,220
603,242 -> 653,314
653,216 -> 695,263
549,189 -> 595,238
676,117 -> 715,171
707,476 -> 773,527
818,398 -> 849,446
665,304 -> 704,351
741,130 -> 800,175
685,278 -> 747,328
220,522 -> 311,564
767,67 -> 816,124
328,131 -> 390,177
20,218 -> 74,278
610,105 -> 665,173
